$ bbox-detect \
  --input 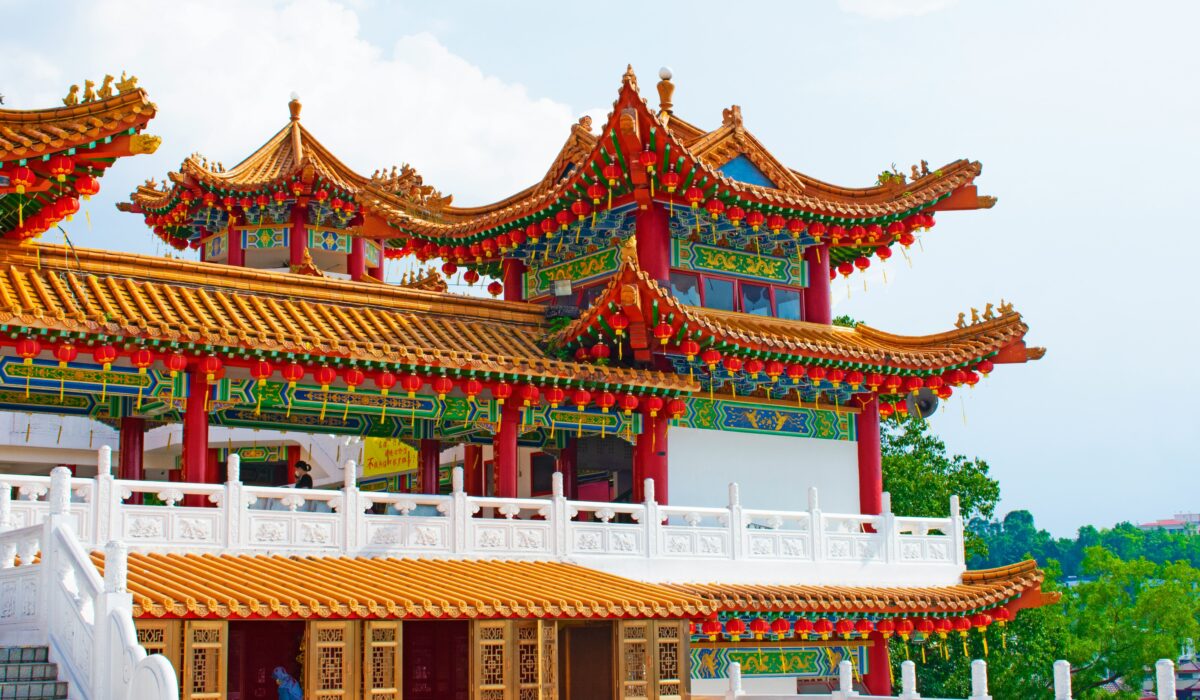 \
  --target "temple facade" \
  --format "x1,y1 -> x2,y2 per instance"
0,68 -> 1052,700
